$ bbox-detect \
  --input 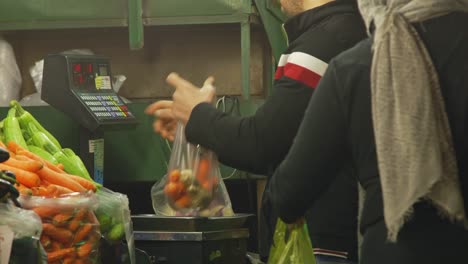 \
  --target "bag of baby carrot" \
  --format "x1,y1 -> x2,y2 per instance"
19,192 -> 101,264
